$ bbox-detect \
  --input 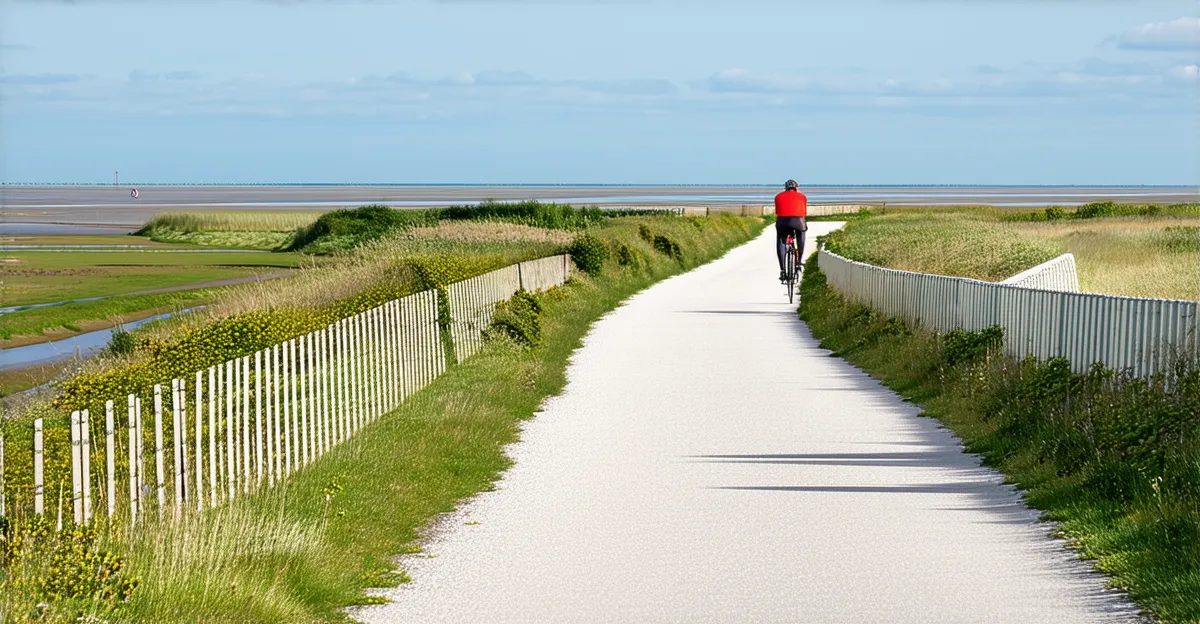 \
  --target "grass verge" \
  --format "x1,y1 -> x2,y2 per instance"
798,254 -> 1200,623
